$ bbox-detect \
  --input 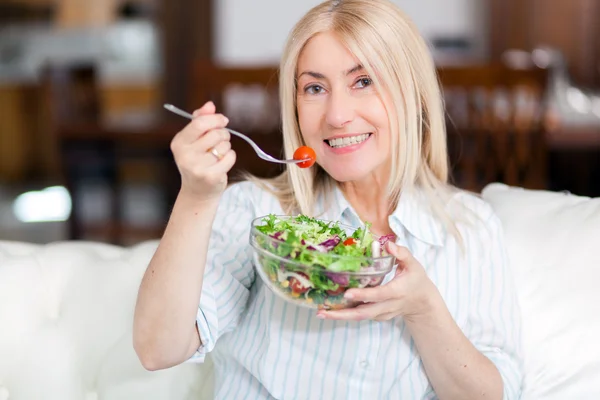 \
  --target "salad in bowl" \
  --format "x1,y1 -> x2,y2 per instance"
249,214 -> 396,310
